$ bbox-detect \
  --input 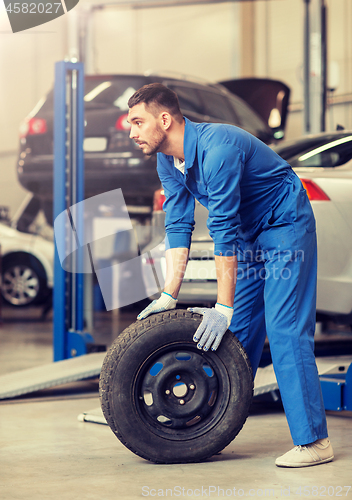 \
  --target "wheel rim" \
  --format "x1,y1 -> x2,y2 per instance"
133,342 -> 231,441
2,265 -> 40,305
